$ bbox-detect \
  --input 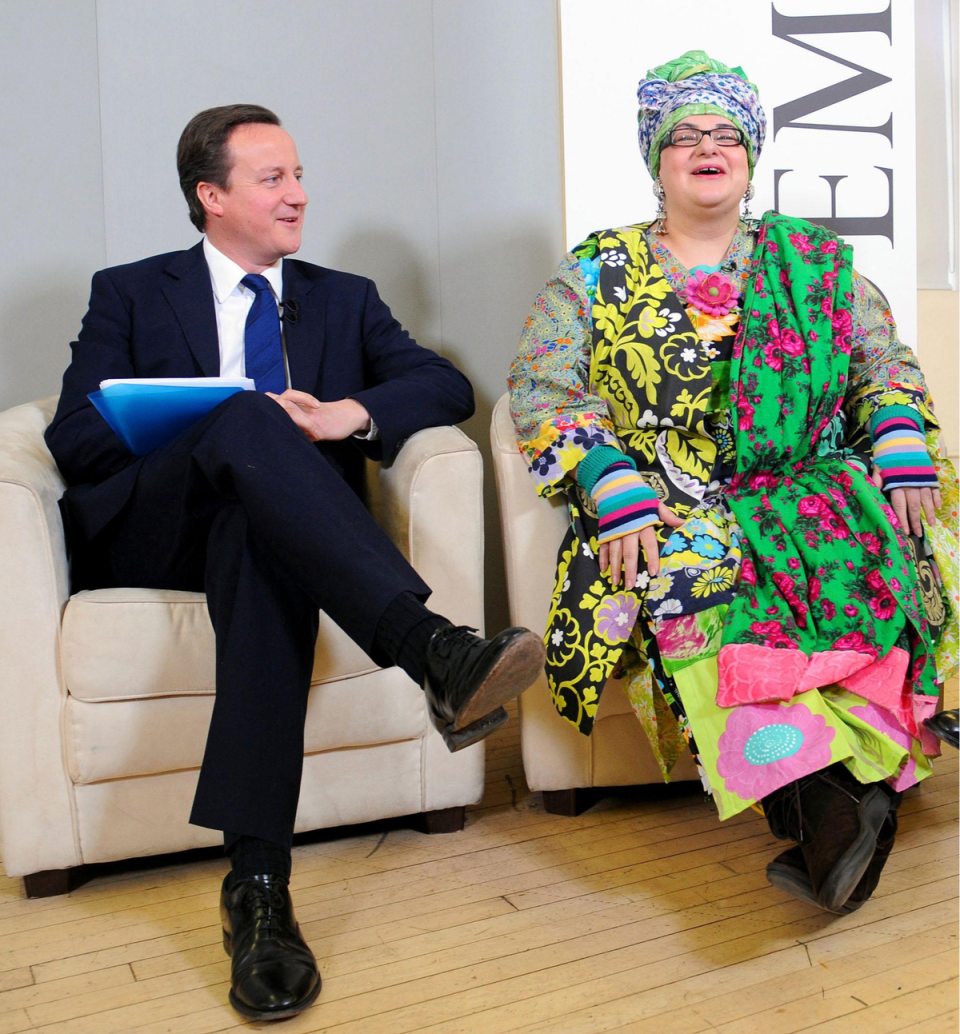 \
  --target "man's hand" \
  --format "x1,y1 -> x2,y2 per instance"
871,465 -> 941,538
266,390 -> 371,442
599,502 -> 683,588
